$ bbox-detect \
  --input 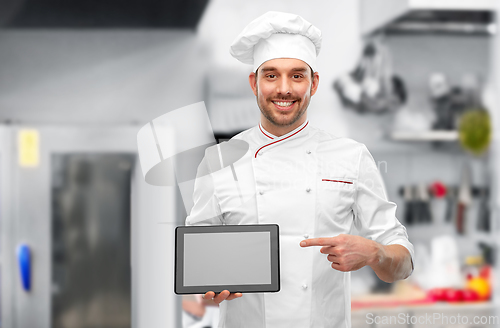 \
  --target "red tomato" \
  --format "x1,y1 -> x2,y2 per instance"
462,289 -> 480,302
445,289 -> 463,302
428,288 -> 448,301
